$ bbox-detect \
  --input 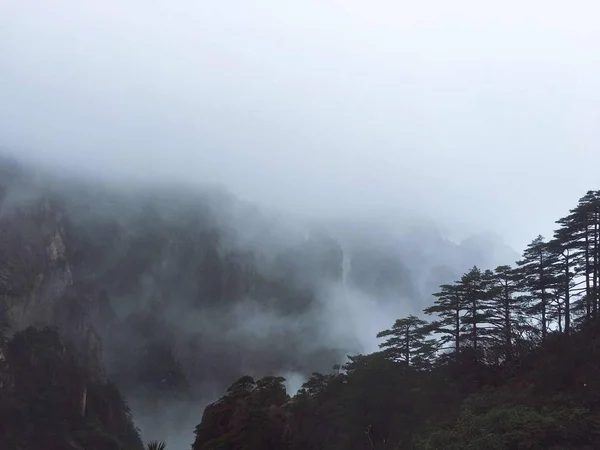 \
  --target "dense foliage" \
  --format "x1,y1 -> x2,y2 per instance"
192,190 -> 600,450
